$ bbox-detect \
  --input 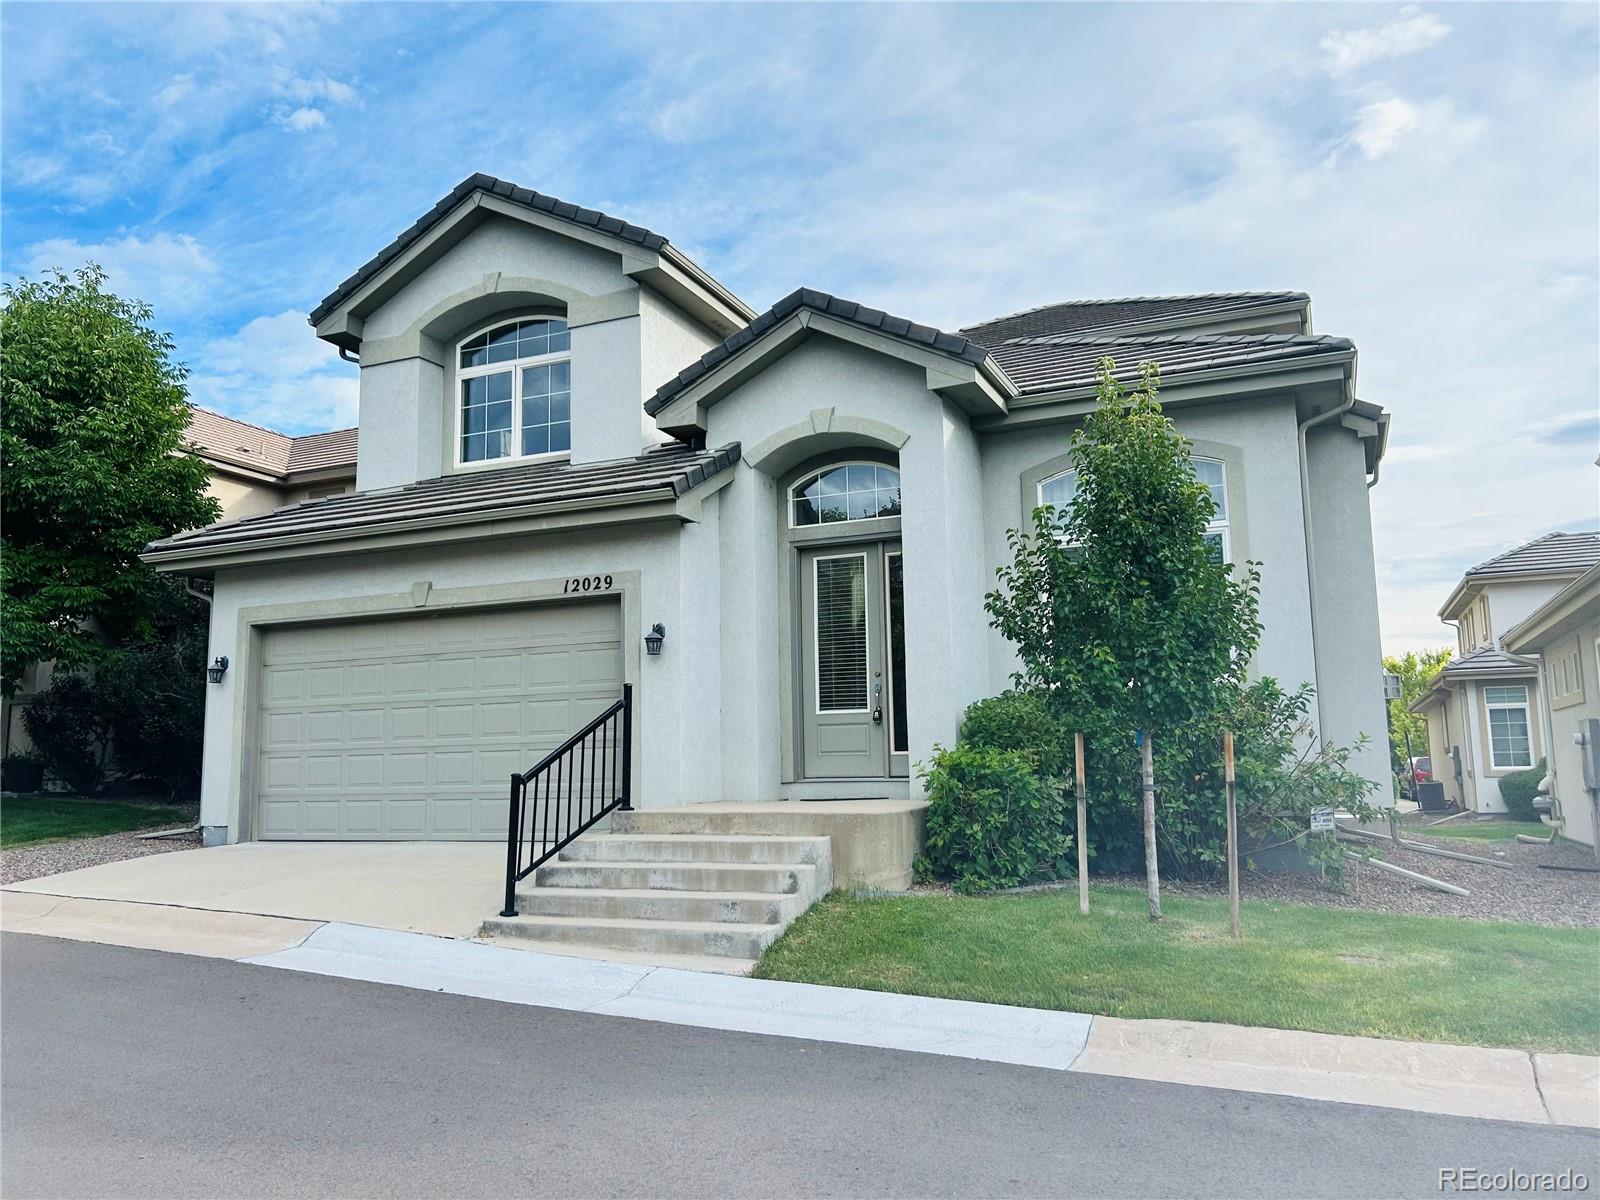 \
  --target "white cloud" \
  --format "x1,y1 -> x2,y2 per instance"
1321,7 -> 1452,76
191,309 -> 357,434
204,309 -> 337,377
277,106 -> 327,133
279,75 -> 357,106
20,231 -> 217,316
154,73 -> 193,108
1348,97 -> 1422,159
